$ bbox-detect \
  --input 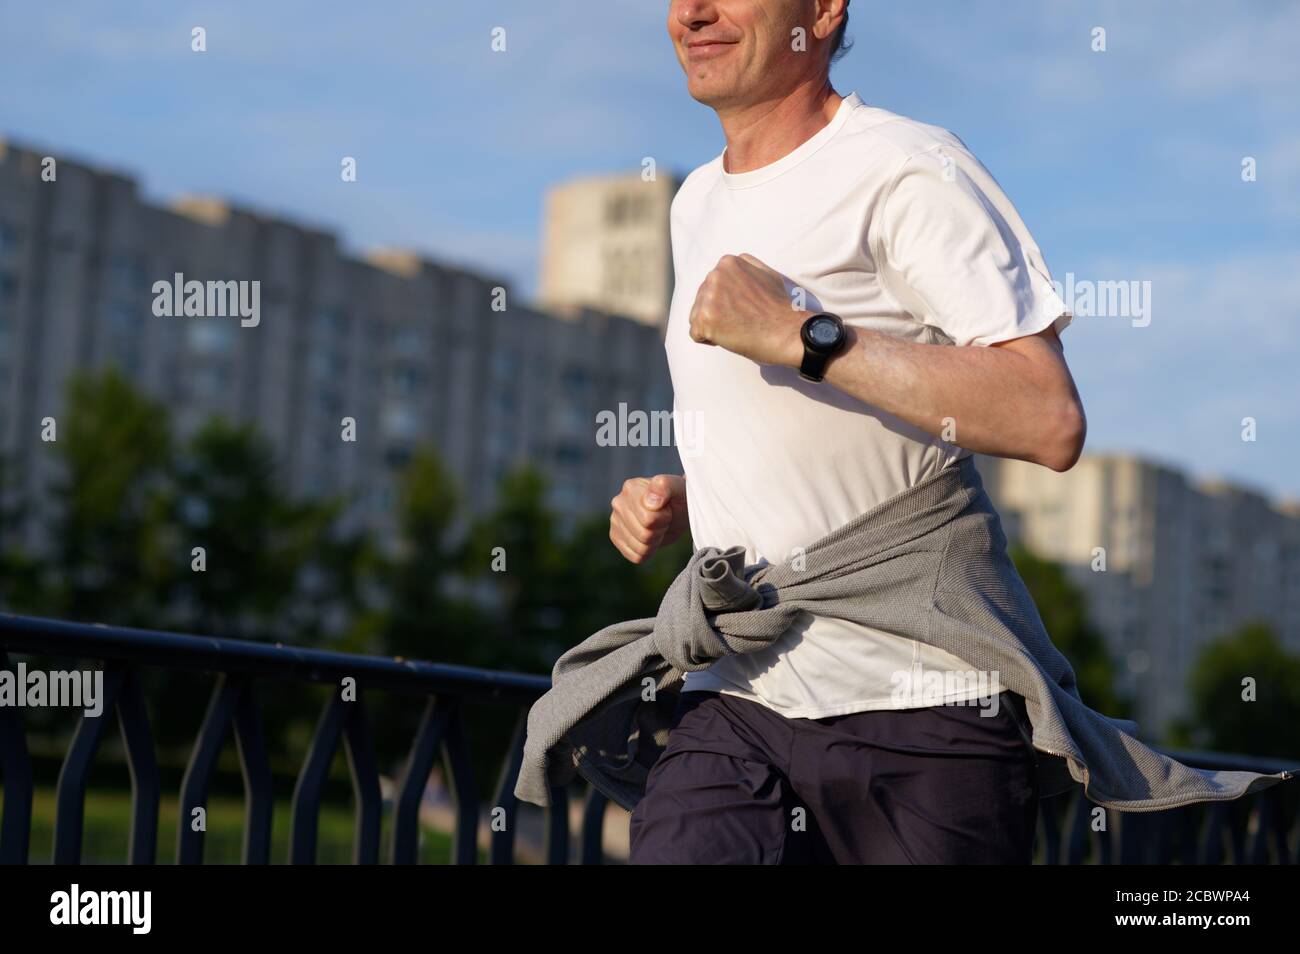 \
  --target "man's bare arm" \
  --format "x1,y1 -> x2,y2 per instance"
822,320 -> 1086,472
685,253 -> 1086,473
